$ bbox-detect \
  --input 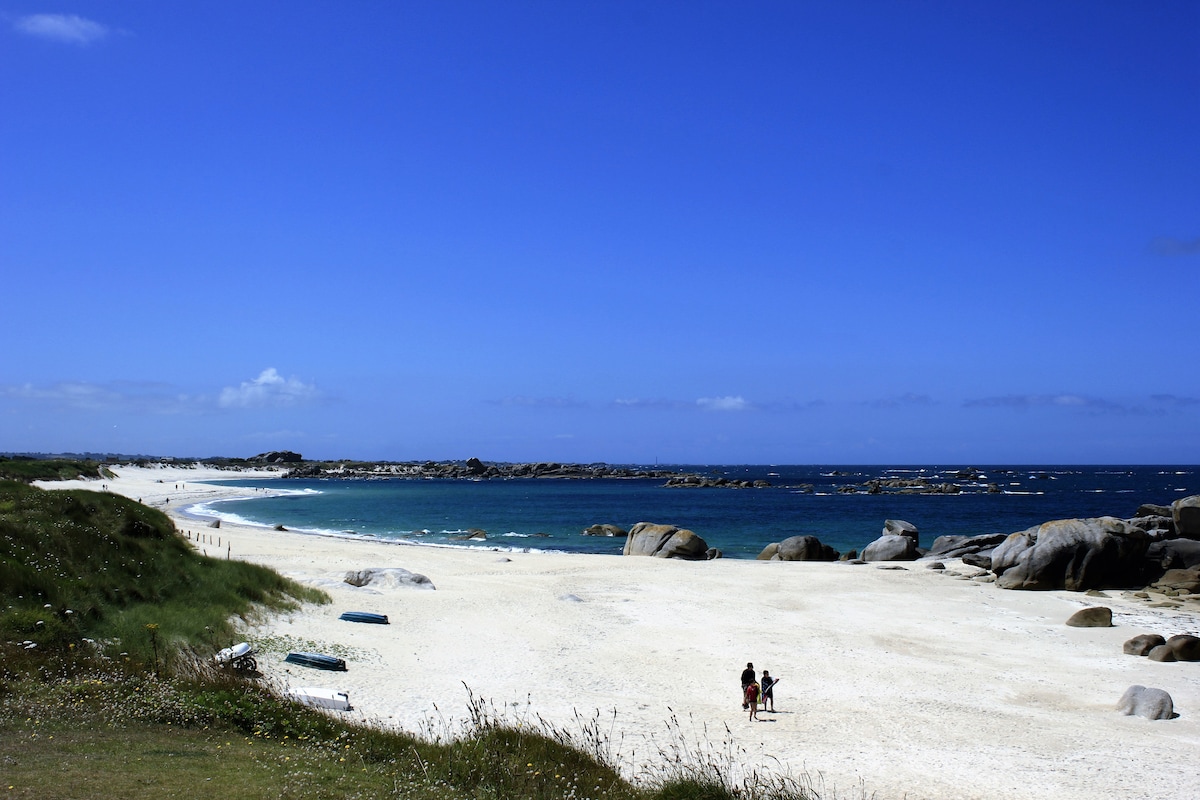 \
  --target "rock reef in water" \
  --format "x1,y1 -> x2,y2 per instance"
282,458 -> 697,482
